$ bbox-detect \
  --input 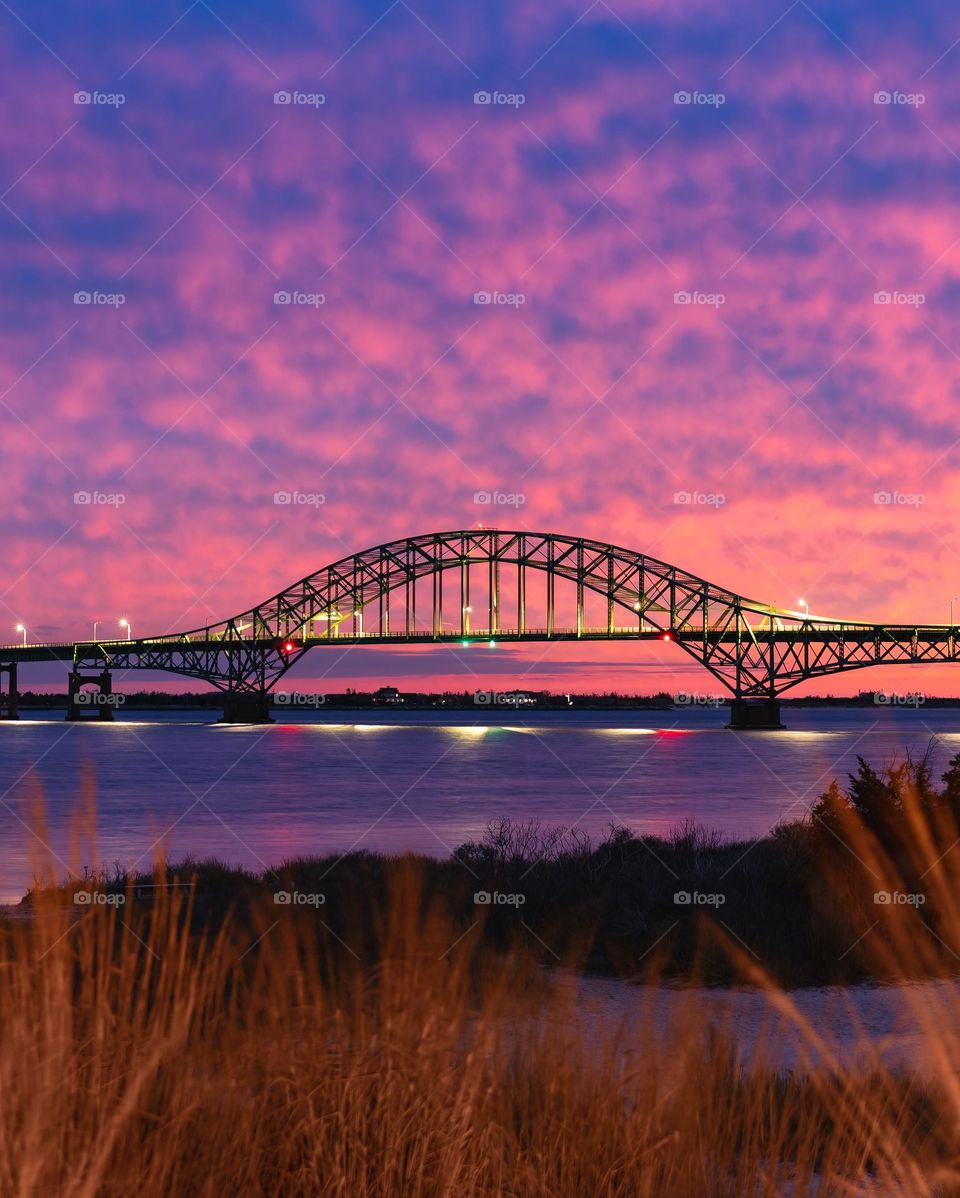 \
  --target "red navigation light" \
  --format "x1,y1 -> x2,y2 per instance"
661,632 -> 672,642
283,641 -> 295,653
